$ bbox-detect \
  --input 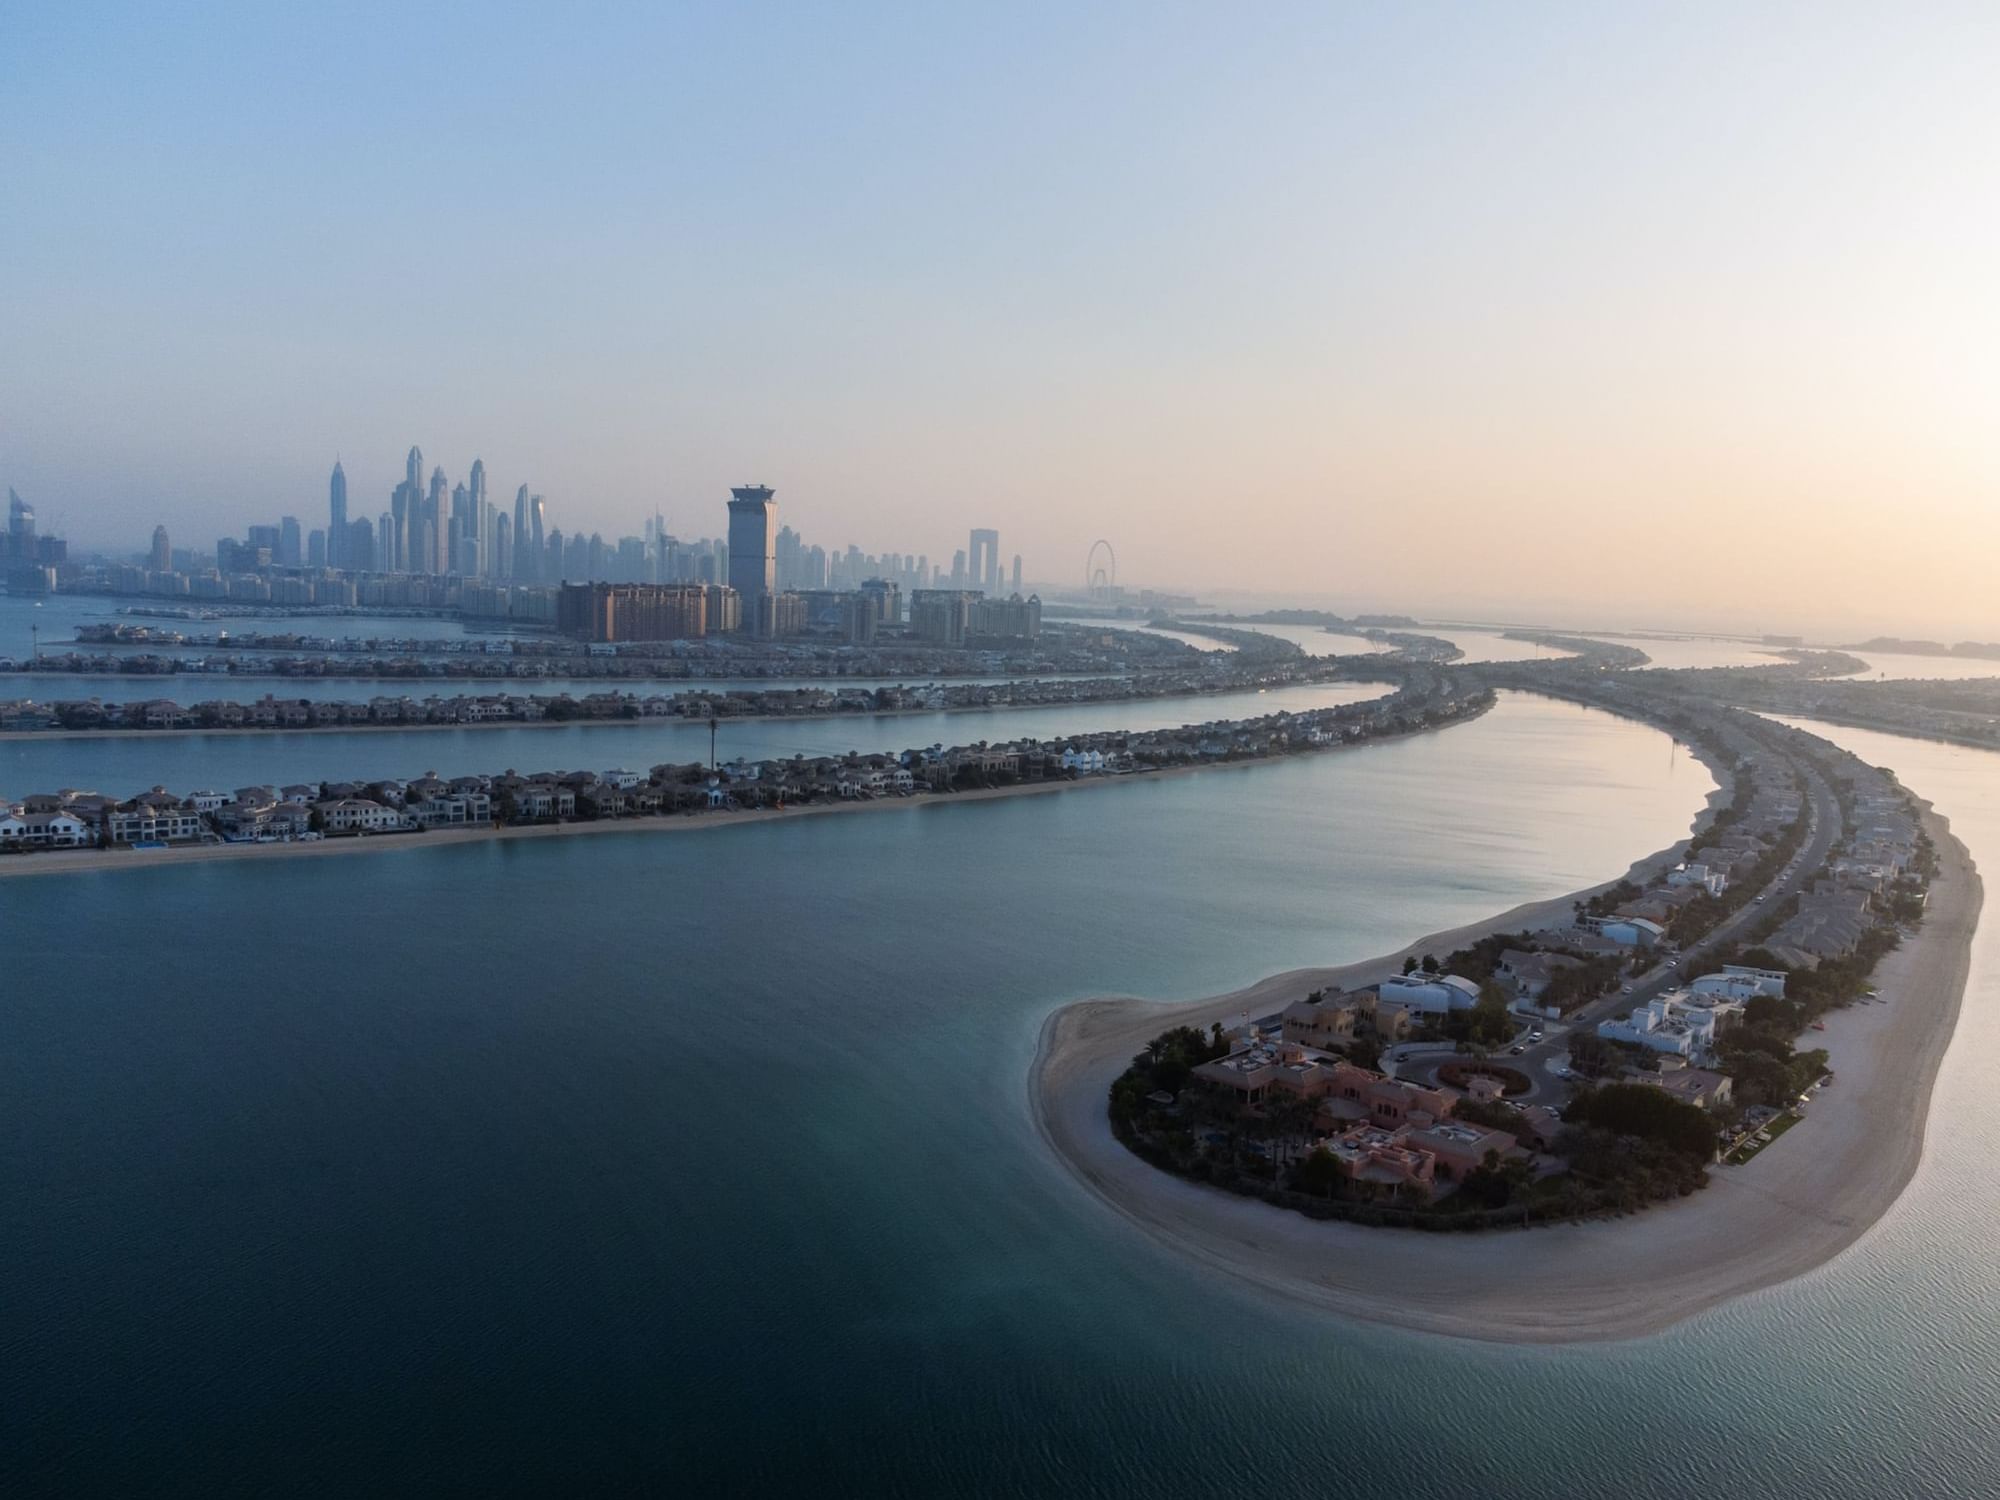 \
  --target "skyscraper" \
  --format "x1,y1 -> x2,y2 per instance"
8,488 -> 34,546
464,460 -> 486,577
969,528 -> 999,592
529,495 -> 546,580
389,445 -> 423,572
328,461 -> 347,567
725,485 -> 777,623
390,482 -> 412,572
150,524 -> 171,573
425,467 -> 448,574
279,515 -> 302,567
513,486 -> 532,582
1011,554 -> 1022,593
